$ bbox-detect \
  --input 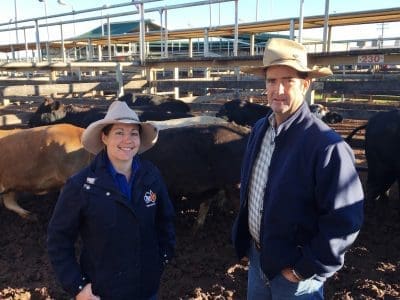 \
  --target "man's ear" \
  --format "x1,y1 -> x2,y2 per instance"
303,78 -> 312,91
